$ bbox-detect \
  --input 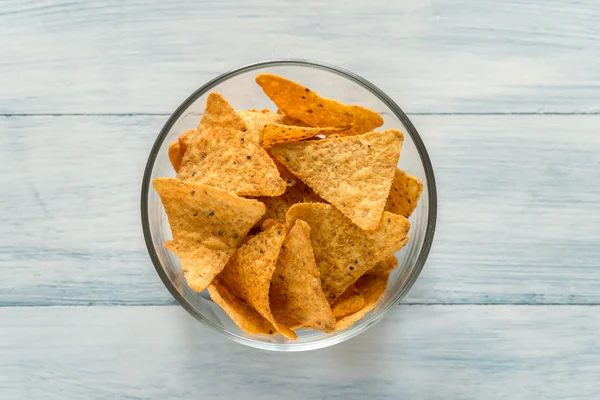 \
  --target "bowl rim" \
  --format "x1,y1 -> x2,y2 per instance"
141,59 -> 437,351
